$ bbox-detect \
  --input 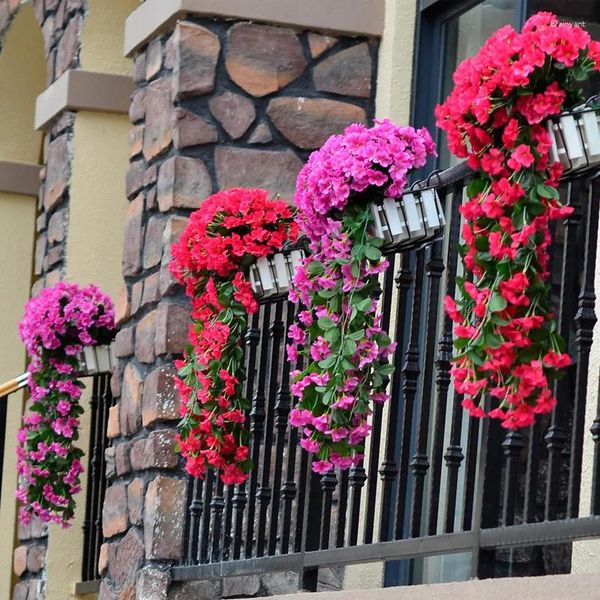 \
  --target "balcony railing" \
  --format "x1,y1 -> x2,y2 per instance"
173,164 -> 600,588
